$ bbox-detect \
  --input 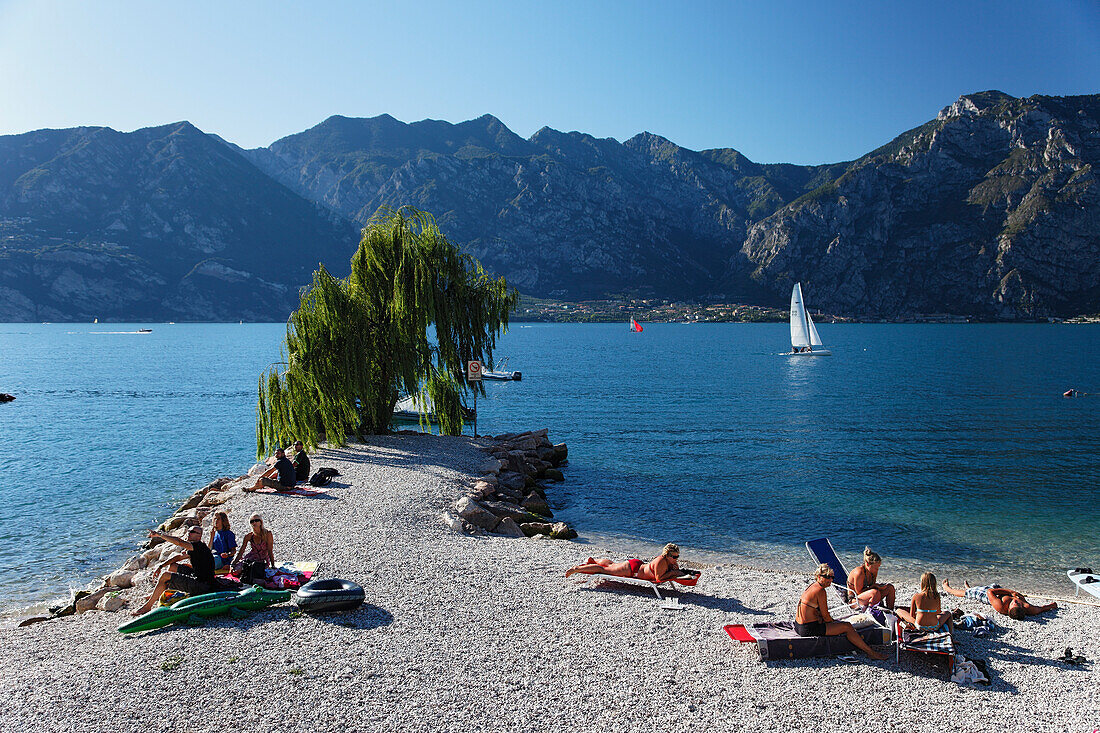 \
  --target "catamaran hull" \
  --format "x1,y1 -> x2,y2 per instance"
783,349 -> 832,356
